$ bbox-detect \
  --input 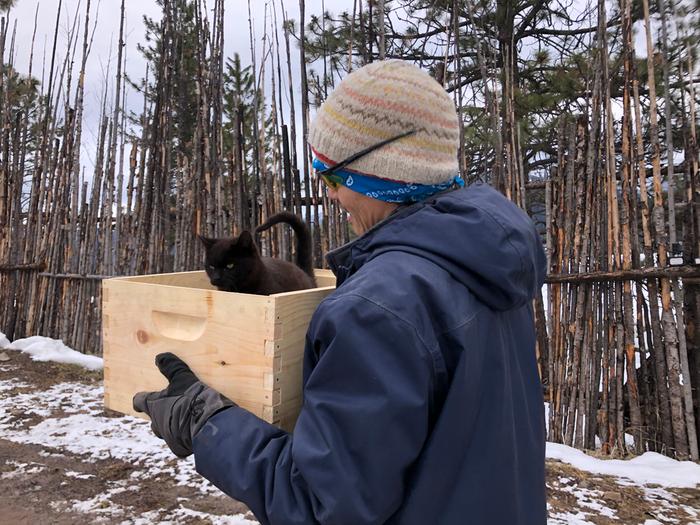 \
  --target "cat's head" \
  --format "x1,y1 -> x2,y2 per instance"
198,230 -> 261,292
